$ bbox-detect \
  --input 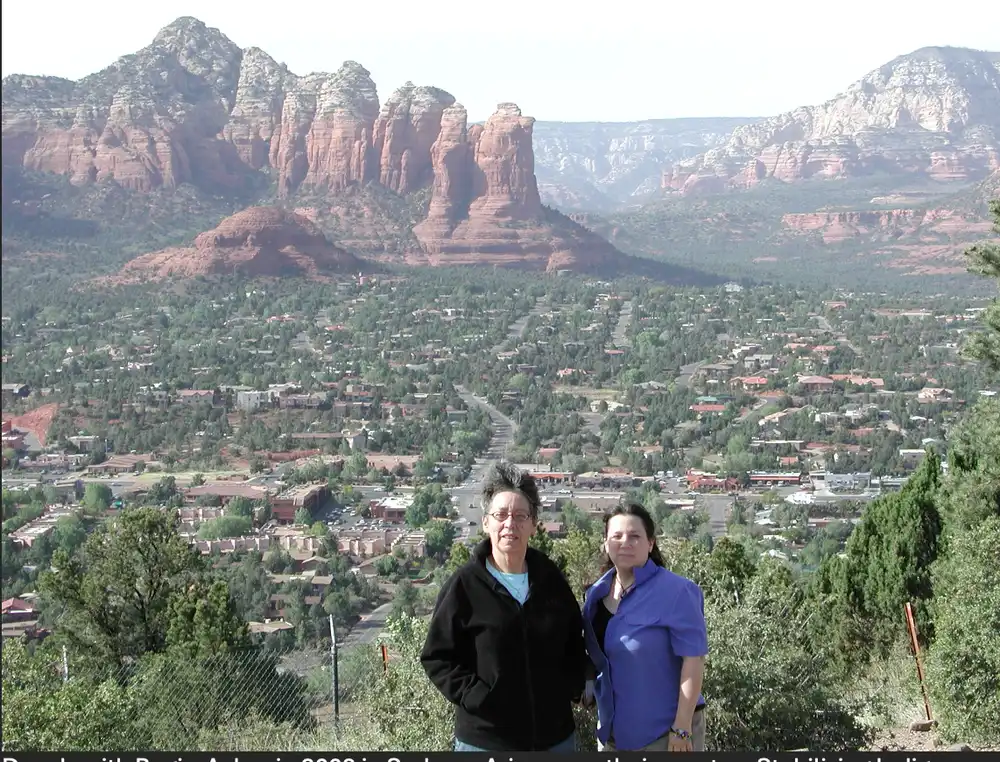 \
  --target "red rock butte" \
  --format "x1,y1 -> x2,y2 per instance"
0,18 -> 639,276
119,206 -> 364,281
410,102 -> 626,273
